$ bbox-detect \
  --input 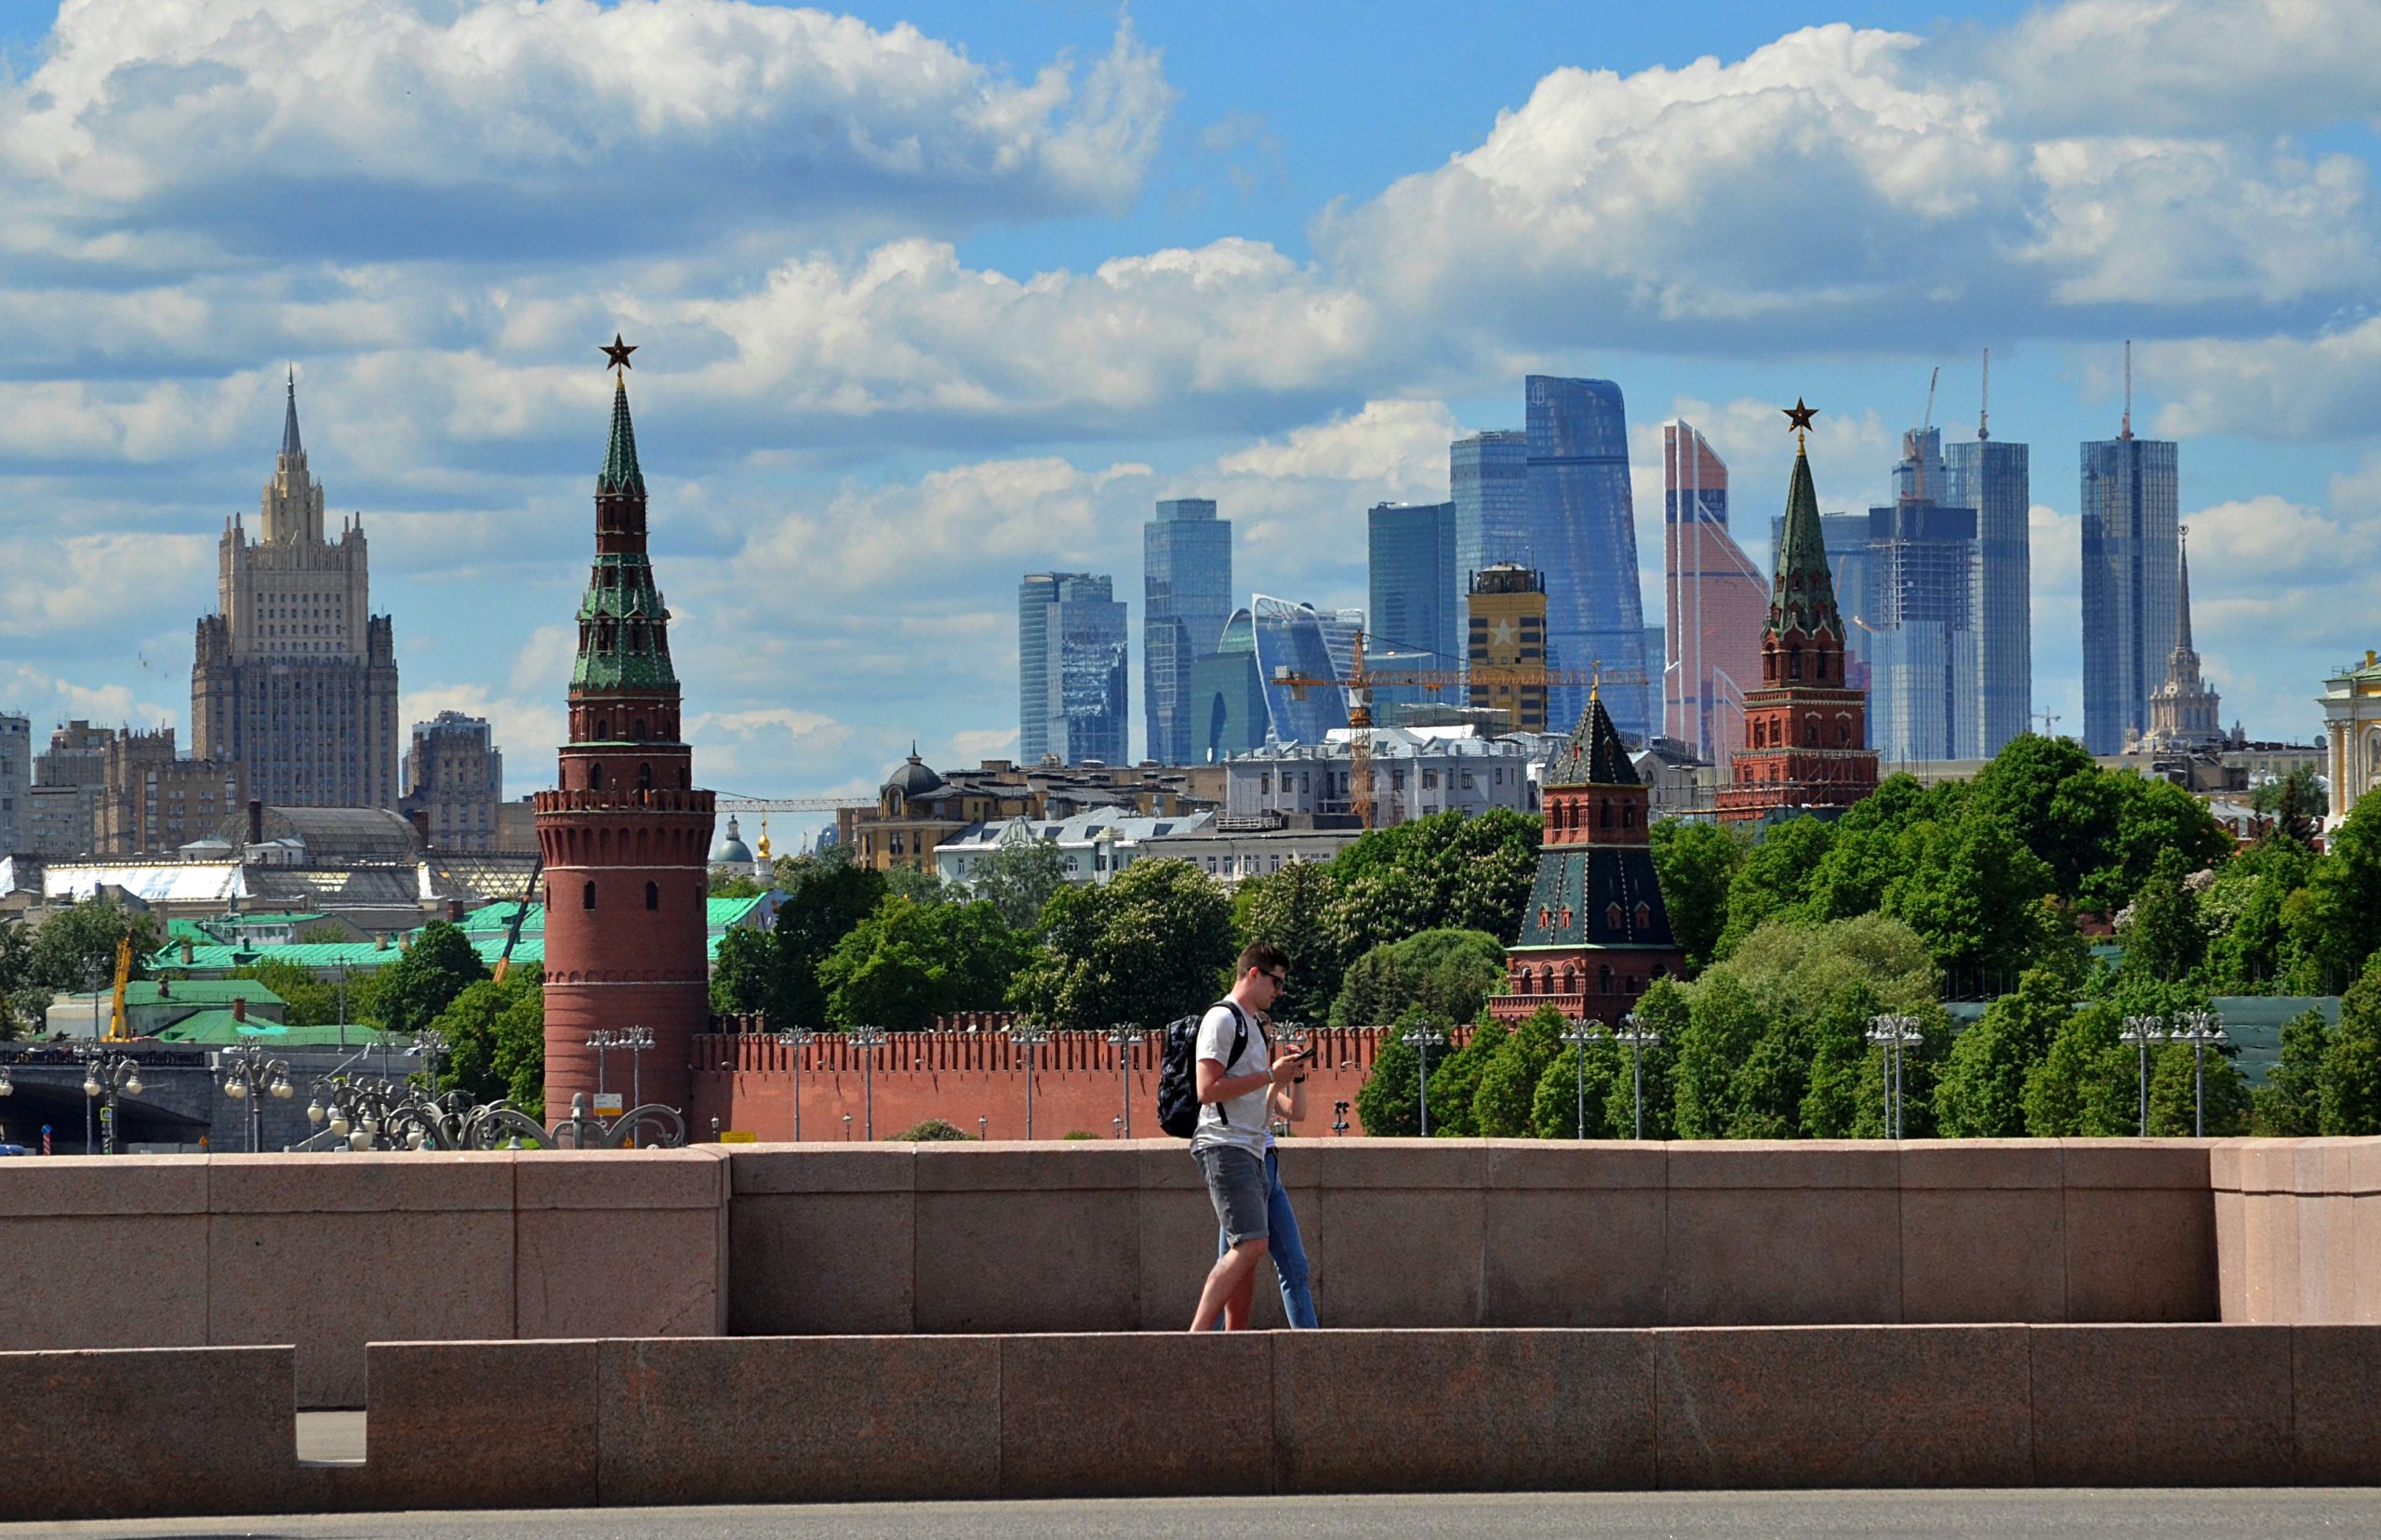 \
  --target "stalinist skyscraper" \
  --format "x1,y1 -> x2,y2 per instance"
192,375 -> 401,808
